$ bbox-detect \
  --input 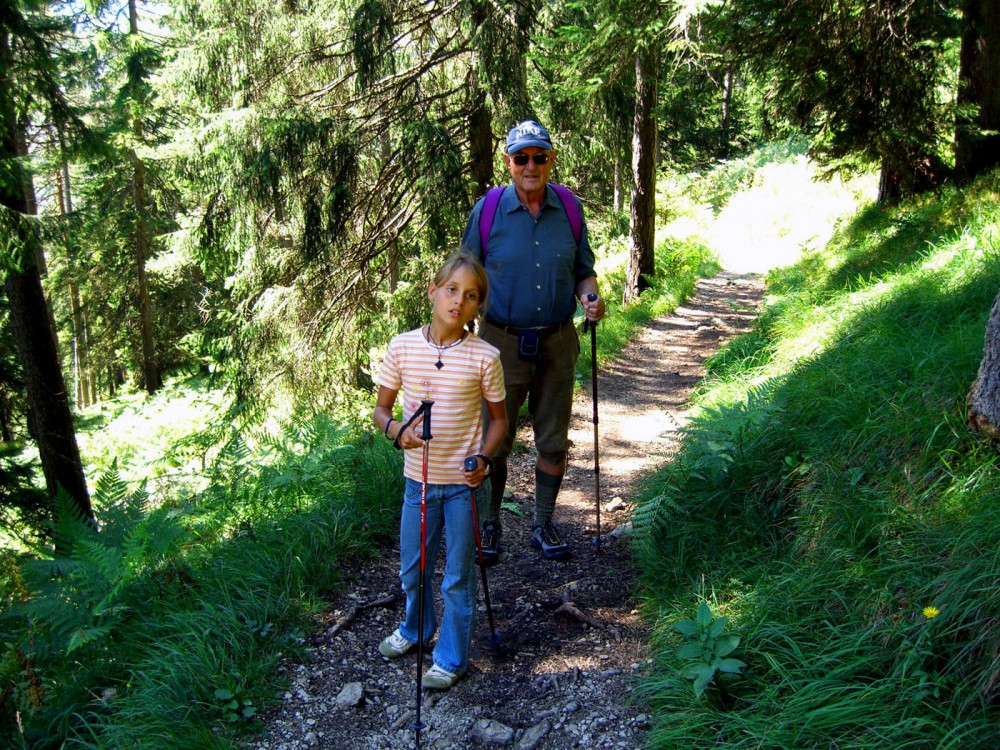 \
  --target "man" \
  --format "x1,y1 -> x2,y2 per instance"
461,119 -> 606,563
